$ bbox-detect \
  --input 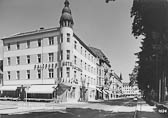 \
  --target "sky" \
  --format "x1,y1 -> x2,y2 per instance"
0,0 -> 141,82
